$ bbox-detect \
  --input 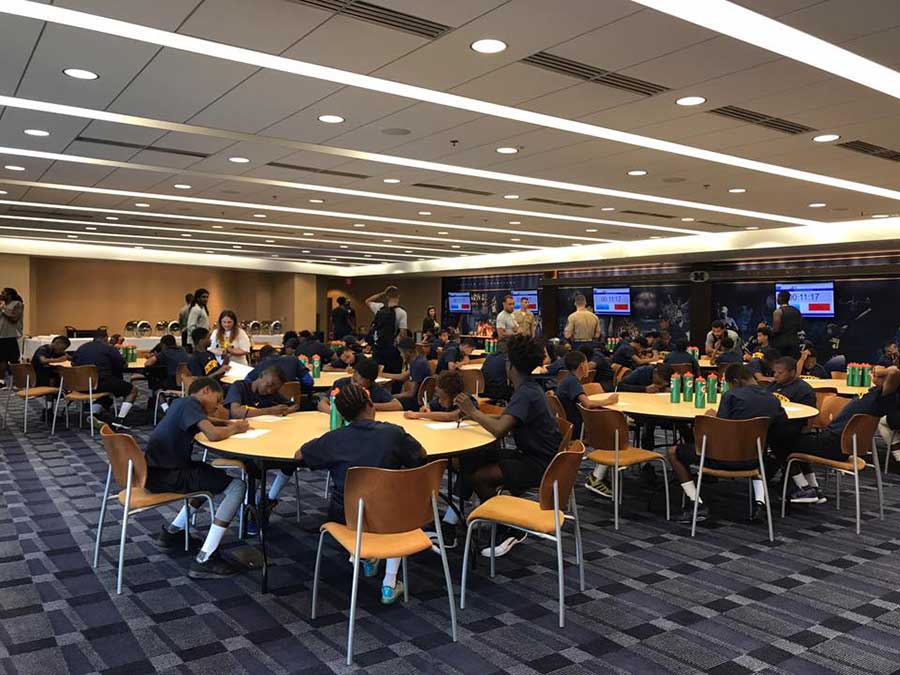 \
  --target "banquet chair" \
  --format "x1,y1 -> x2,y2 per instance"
2,363 -> 60,433
51,365 -> 113,437
152,363 -> 193,425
